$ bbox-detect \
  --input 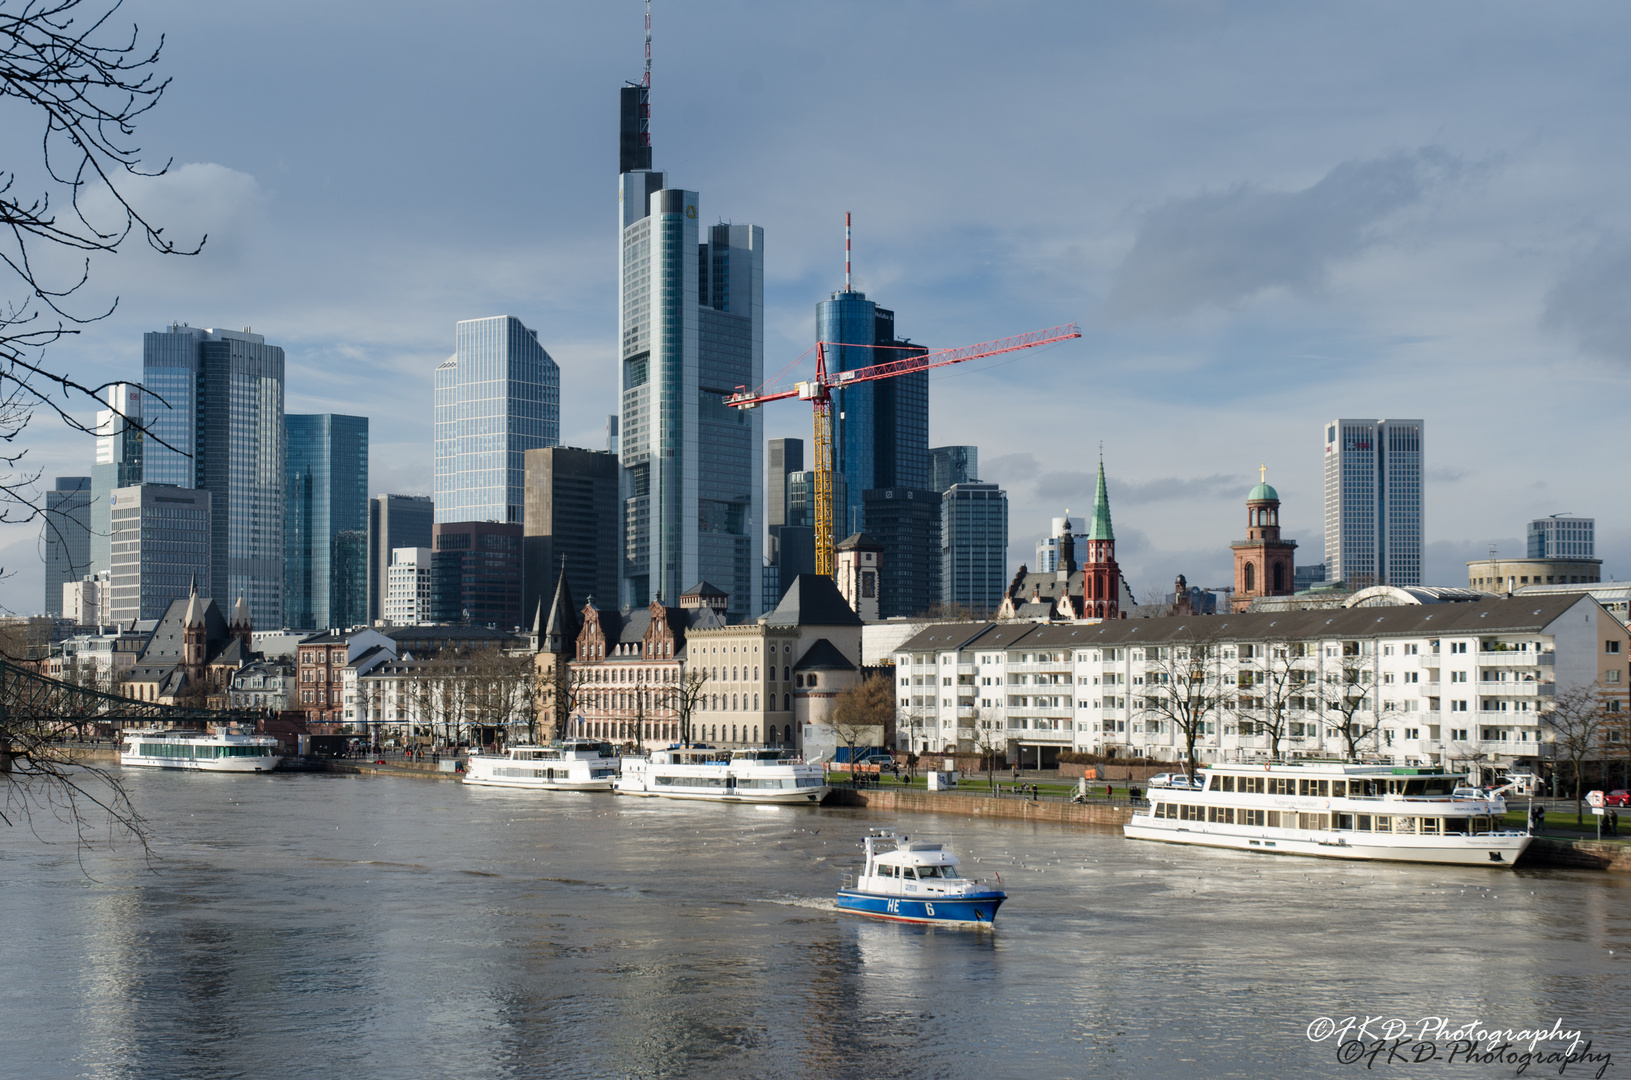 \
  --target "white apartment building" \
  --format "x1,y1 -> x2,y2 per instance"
894,594 -> 1628,780
383,547 -> 435,625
